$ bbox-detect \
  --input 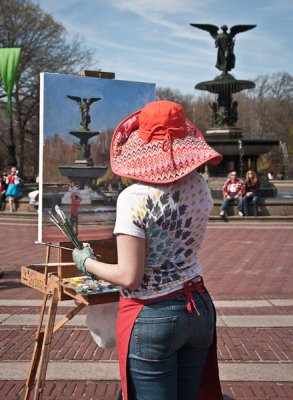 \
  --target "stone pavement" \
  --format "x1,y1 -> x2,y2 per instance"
0,215 -> 292,399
